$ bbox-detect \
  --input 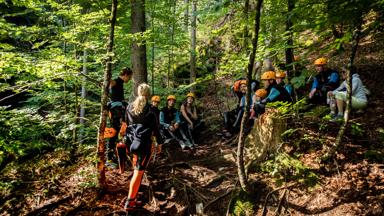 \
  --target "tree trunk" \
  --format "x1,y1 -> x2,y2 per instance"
79,48 -> 87,144
151,0 -> 155,94
242,0 -> 250,78
323,23 -> 362,161
190,0 -> 197,90
97,0 -> 118,189
237,0 -> 263,193
285,0 -> 294,76
184,0 -> 189,32
131,0 -> 147,95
